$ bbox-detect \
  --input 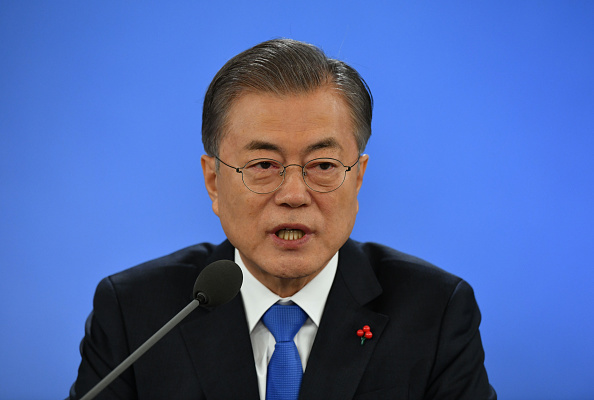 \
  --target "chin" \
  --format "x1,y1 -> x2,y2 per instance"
266,259 -> 322,279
